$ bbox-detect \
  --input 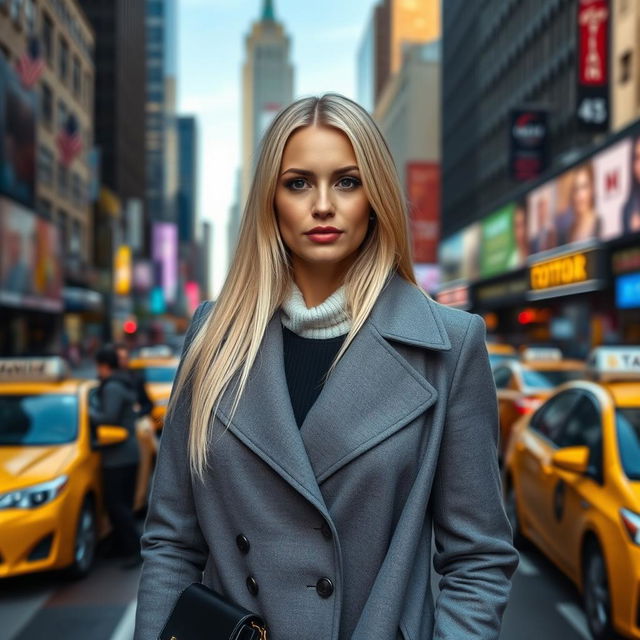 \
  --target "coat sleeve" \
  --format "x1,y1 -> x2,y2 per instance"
431,314 -> 519,639
134,301 -> 212,640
